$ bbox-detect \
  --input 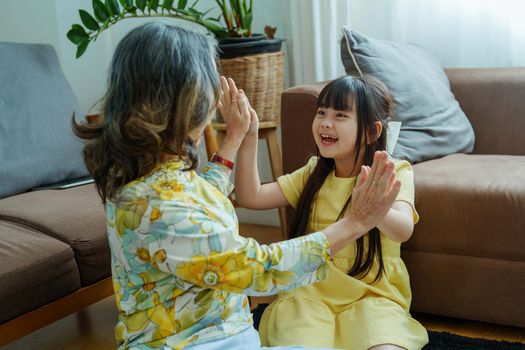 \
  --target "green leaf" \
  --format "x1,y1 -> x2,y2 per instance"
177,8 -> 199,18
177,0 -> 187,9
186,7 -> 203,18
118,0 -> 133,8
67,25 -> 89,45
136,0 -> 147,11
93,0 -> 109,21
200,19 -> 229,36
76,40 -> 90,59
148,0 -> 159,11
241,13 -> 252,31
106,0 -> 121,16
79,9 -> 100,31
162,0 -> 174,10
